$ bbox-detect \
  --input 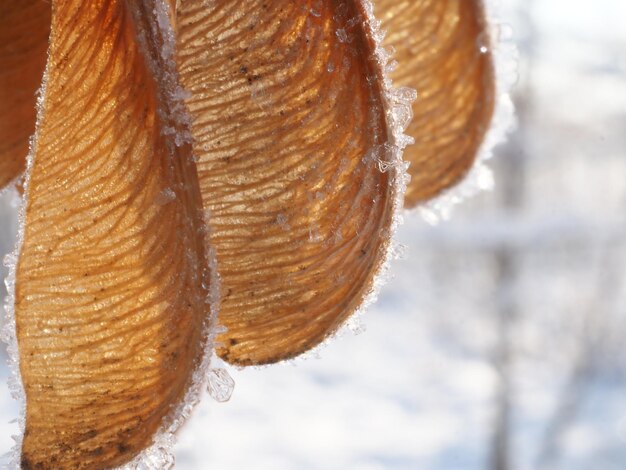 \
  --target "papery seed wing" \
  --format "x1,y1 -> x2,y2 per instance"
0,0 -> 50,190
176,0 -> 408,365
14,0 -> 213,467
376,0 -> 496,207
